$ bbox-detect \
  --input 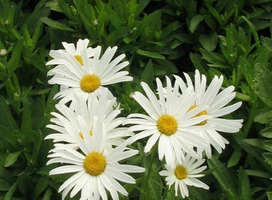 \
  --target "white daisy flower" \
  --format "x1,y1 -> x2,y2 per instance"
159,154 -> 209,198
125,77 -> 211,164
47,119 -> 145,200
47,44 -> 132,103
47,38 -> 97,69
174,70 -> 243,157
45,88 -> 132,147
